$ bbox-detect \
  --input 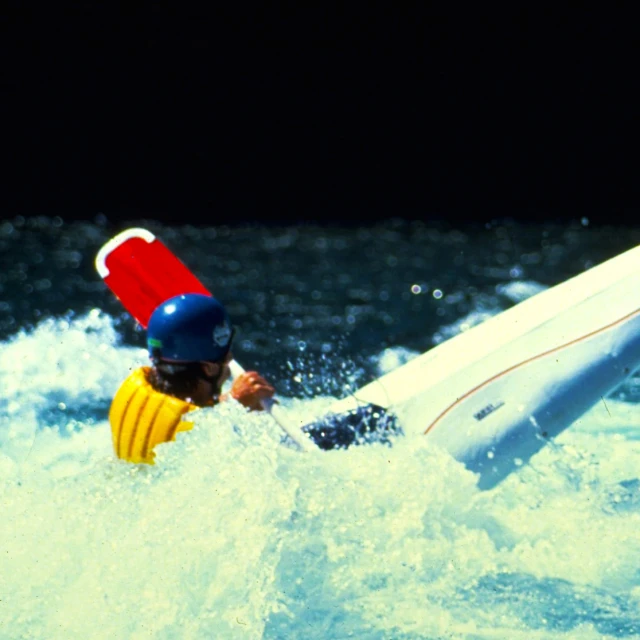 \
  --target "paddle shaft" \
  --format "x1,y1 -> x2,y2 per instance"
227,361 -> 315,451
